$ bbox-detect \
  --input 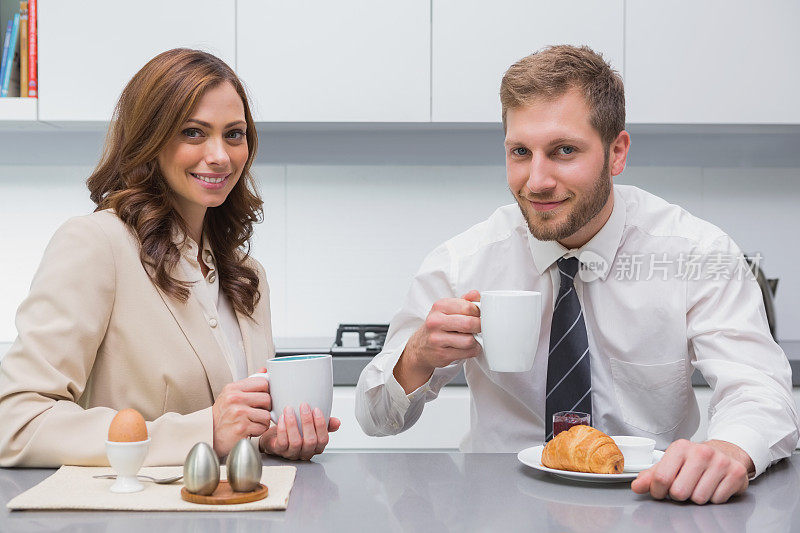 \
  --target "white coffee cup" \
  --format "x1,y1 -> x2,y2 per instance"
473,290 -> 542,372
250,354 -> 333,436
